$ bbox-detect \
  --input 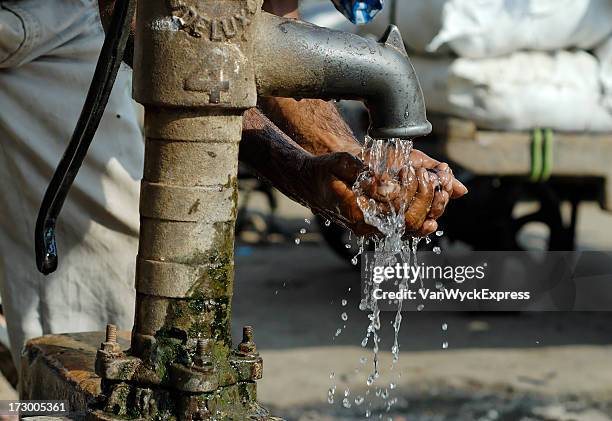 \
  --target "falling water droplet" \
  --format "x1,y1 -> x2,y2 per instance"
304,218 -> 311,224
351,257 -> 359,265
325,219 -> 331,227
334,328 -> 342,337
417,304 -> 425,311
366,374 -> 376,385
442,323 -> 448,331
341,312 -> 348,321
436,230 -> 444,237
342,398 -> 351,408
341,299 -> 348,306
442,341 -> 449,349
327,387 -> 335,404
360,356 -> 367,364
345,243 -> 352,249
433,246 -> 441,254
294,238 -> 301,245
389,382 -> 396,390
300,228 -> 306,234
354,396 -> 364,406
